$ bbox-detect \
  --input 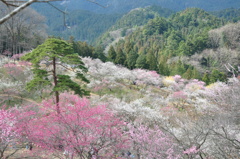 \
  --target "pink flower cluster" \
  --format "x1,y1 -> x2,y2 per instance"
3,63 -> 24,76
172,91 -> 187,99
183,146 -> 199,154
